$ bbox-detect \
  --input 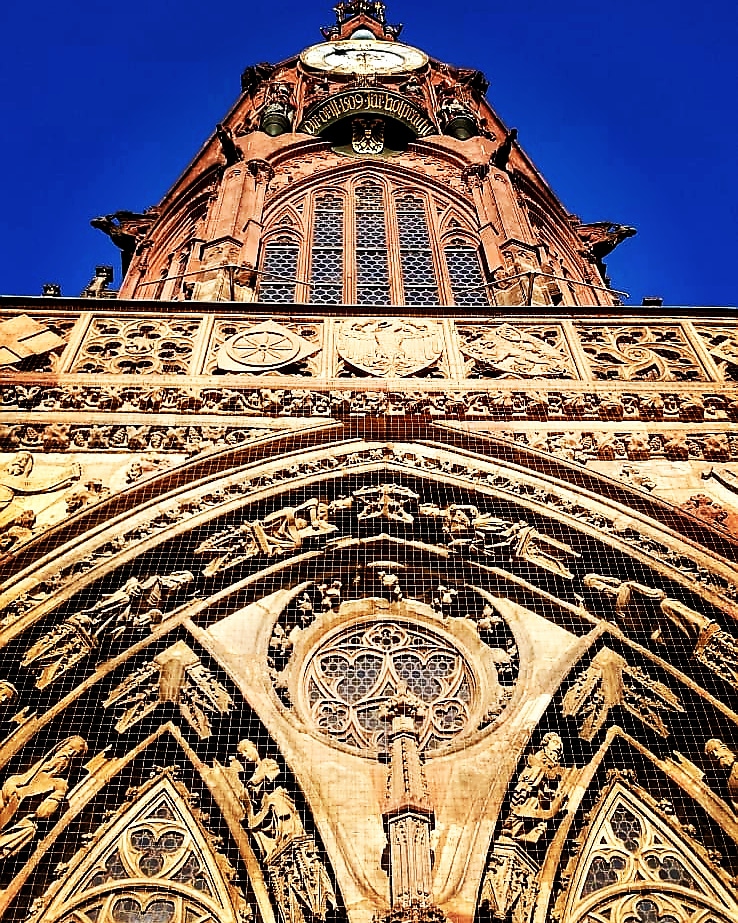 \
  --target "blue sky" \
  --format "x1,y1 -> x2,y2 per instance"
0,0 -> 735,306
